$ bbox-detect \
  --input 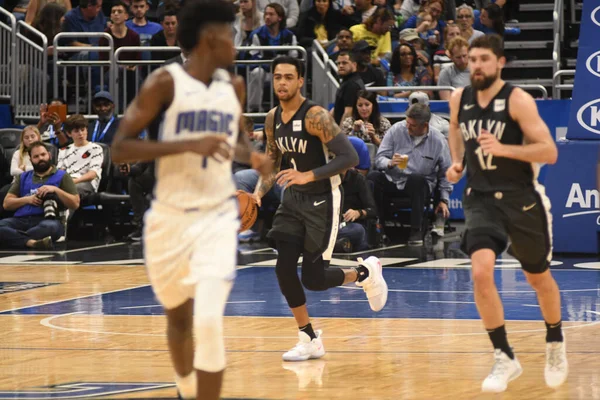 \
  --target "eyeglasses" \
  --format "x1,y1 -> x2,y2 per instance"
457,14 -> 471,19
